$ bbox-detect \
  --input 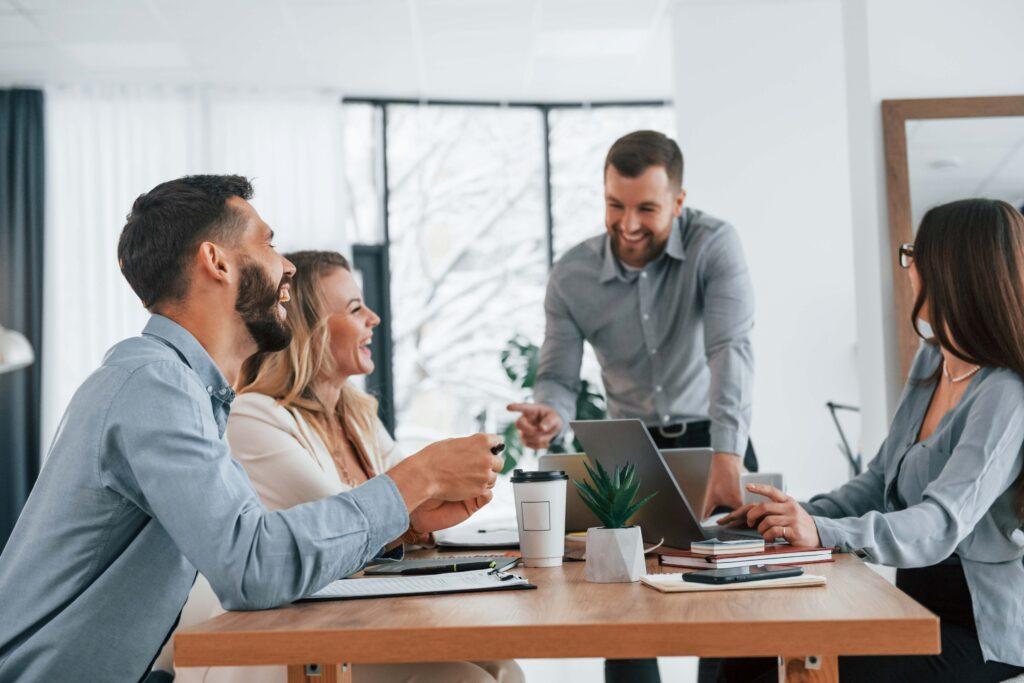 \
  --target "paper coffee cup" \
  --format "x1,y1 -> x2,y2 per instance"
511,469 -> 568,567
